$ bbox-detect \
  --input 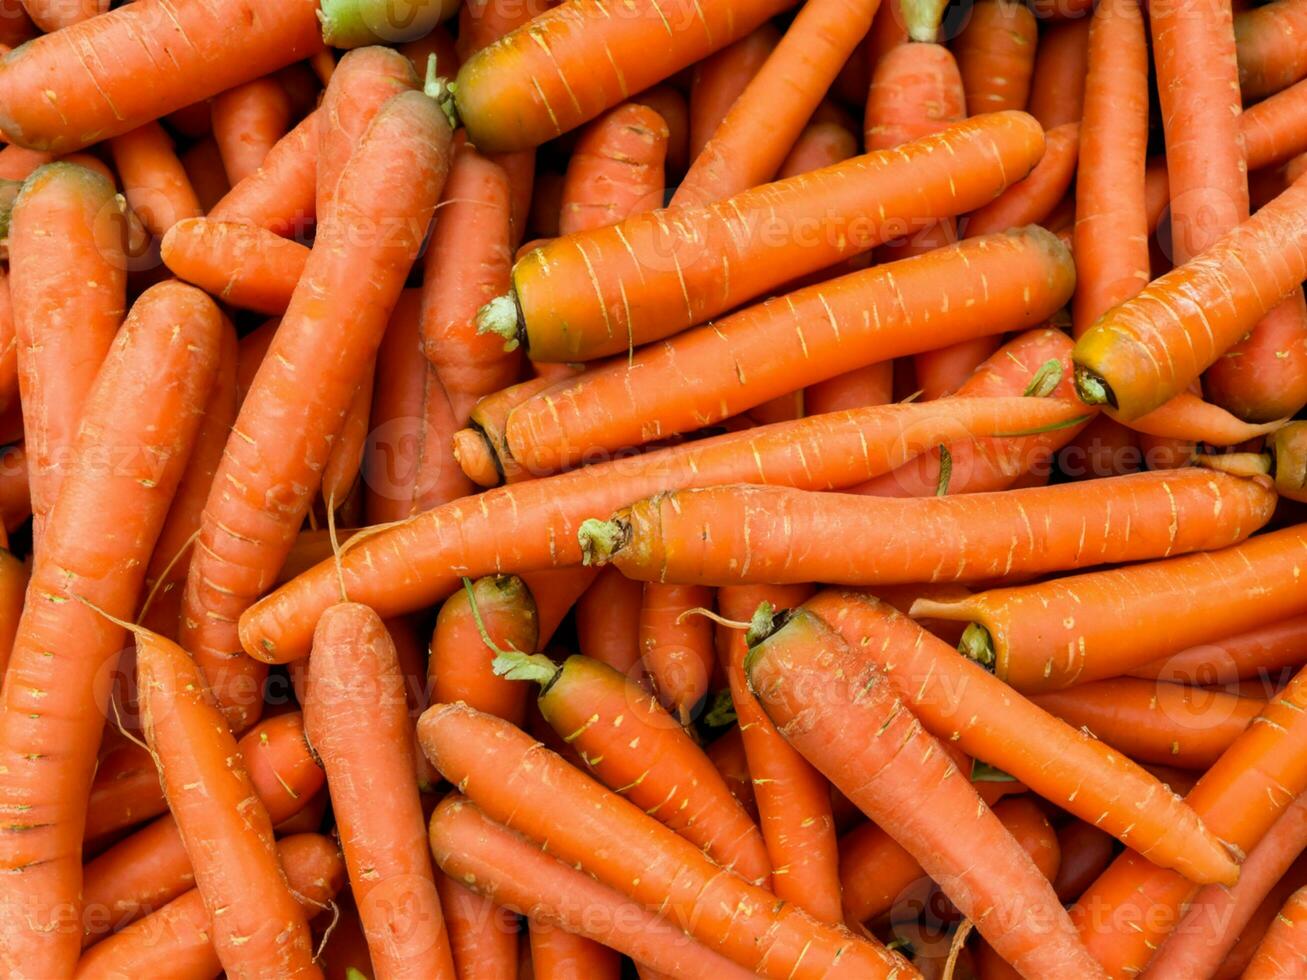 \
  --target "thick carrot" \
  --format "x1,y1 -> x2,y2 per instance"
964,122 -> 1080,236
672,0 -> 880,207
453,371 -> 583,487
504,226 -> 1074,470
452,0 -> 793,152
212,77 -> 293,186
161,218 -> 309,314
0,280 -> 220,976
8,163 -> 126,546
1130,613 -> 1307,685
575,566 -> 644,678
430,794 -> 762,979
915,524 -> 1307,693
306,603 -> 455,978
717,584 -> 842,921
591,468 -> 1272,587
435,876 -> 519,980
636,583 -> 715,724
529,922 -> 620,980
688,24 -> 779,159
559,103 -> 668,235
240,395 -> 1088,663
182,89 -> 452,730
1246,886 -> 1307,978
954,0 -> 1038,115
778,120 -> 859,177
1027,18 -> 1090,128
109,122 -> 203,237
208,109 -> 318,236
321,0 -> 459,47
0,0 -> 321,152
488,111 -> 1047,362
421,140 -> 518,423
1030,679 -> 1263,769
1235,0 -> 1307,101
419,704 -> 911,979
746,611 -> 1106,979
807,591 -> 1240,886
1074,172 -> 1307,419
805,361 -> 893,416
1244,79 -> 1307,172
